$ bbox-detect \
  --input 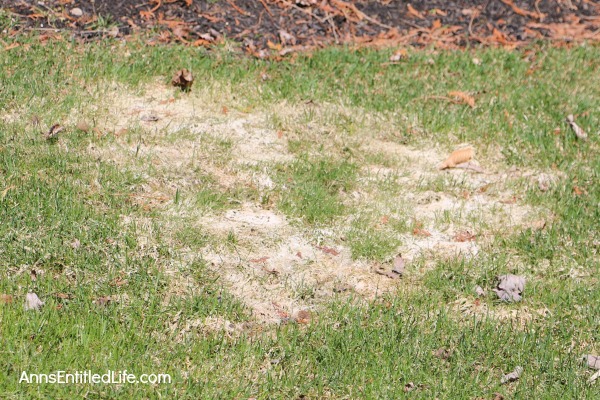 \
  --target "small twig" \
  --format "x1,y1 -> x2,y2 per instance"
258,0 -> 274,18
226,0 -> 251,17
